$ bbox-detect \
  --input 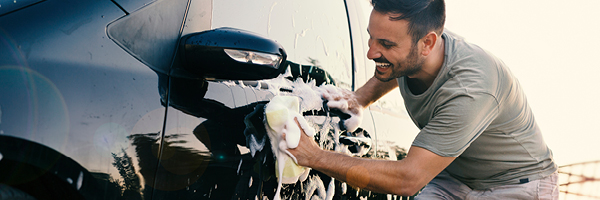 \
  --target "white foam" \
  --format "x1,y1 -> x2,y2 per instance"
221,80 -> 237,87
251,75 -> 365,199
319,85 -> 363,132
261,76 -> 364,130
247,134 -> 265,157
289,79 -> 324,112
325,178 -> 335,200
305,175 -> 326,200
264,95 -> 315,200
